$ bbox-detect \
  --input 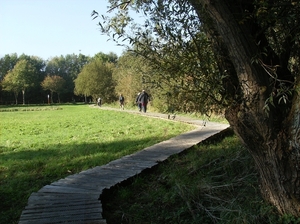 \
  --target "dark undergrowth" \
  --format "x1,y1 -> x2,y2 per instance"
101,128 -> 291,224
